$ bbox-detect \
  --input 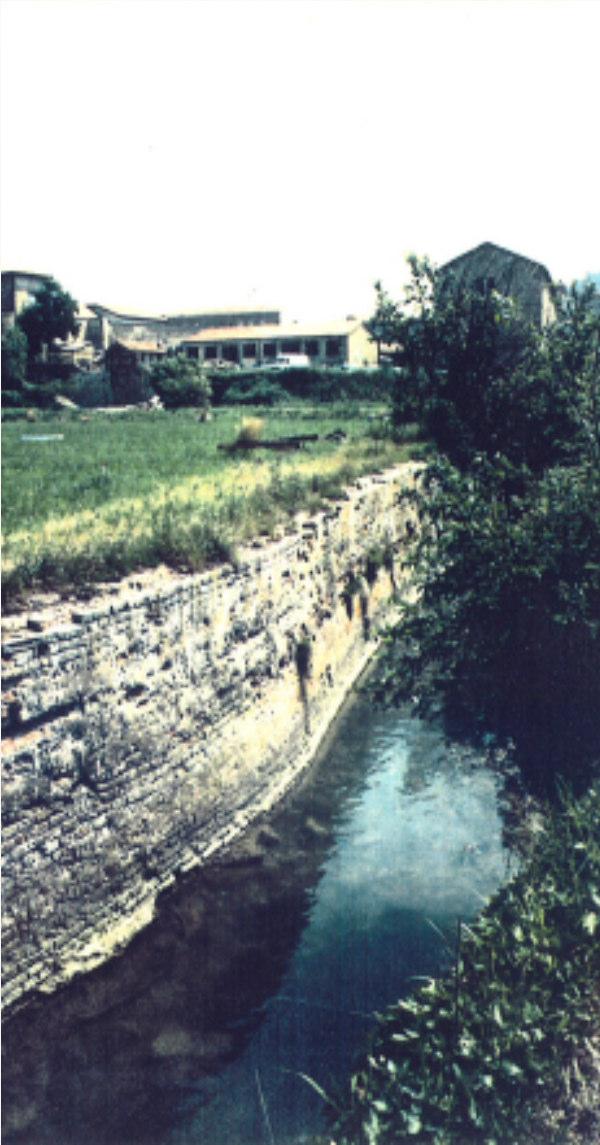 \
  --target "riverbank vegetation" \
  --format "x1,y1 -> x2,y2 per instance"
331,785 -> 600,1145
328,262 -> 600,1142
1,404 -> 424,609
